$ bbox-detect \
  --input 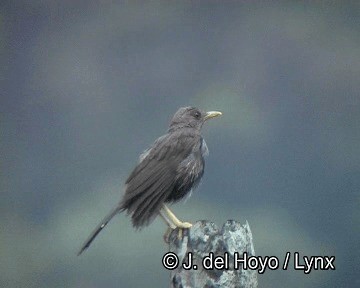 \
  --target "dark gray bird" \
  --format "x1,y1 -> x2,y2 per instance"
78,107 -> 222,255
